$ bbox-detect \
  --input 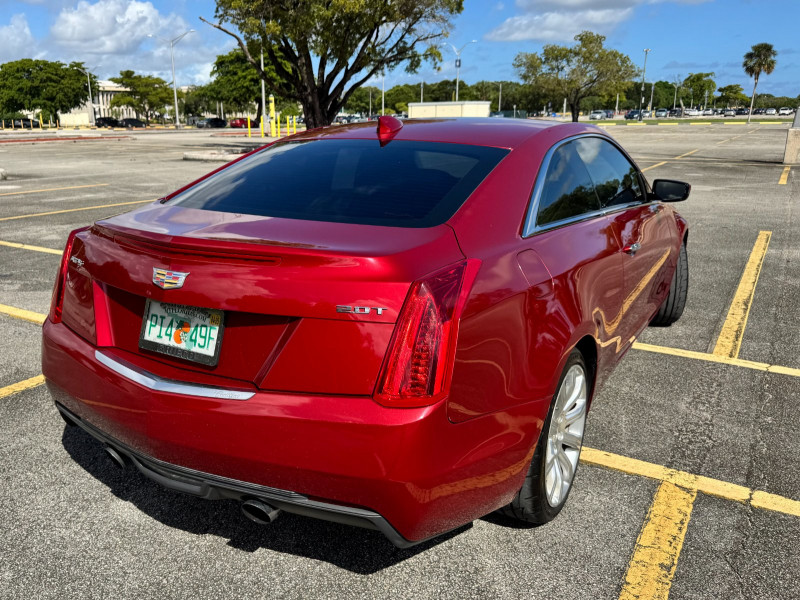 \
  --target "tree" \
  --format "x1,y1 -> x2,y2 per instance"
201,0 -> 462,128
109,70 -> 173,124
716,84 -> 749,107
743,43 -> 777,123
681,73 -> 716,108
343,85 -> 380,115
0,59 -> 94,122
513,31 -> 636,122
